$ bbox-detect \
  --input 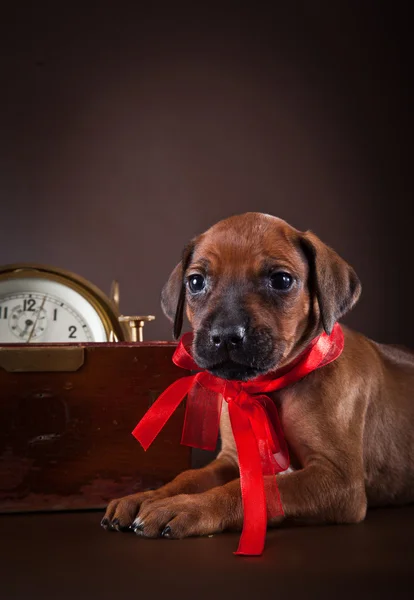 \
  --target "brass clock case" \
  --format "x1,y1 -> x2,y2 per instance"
0,263 -> 130,342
